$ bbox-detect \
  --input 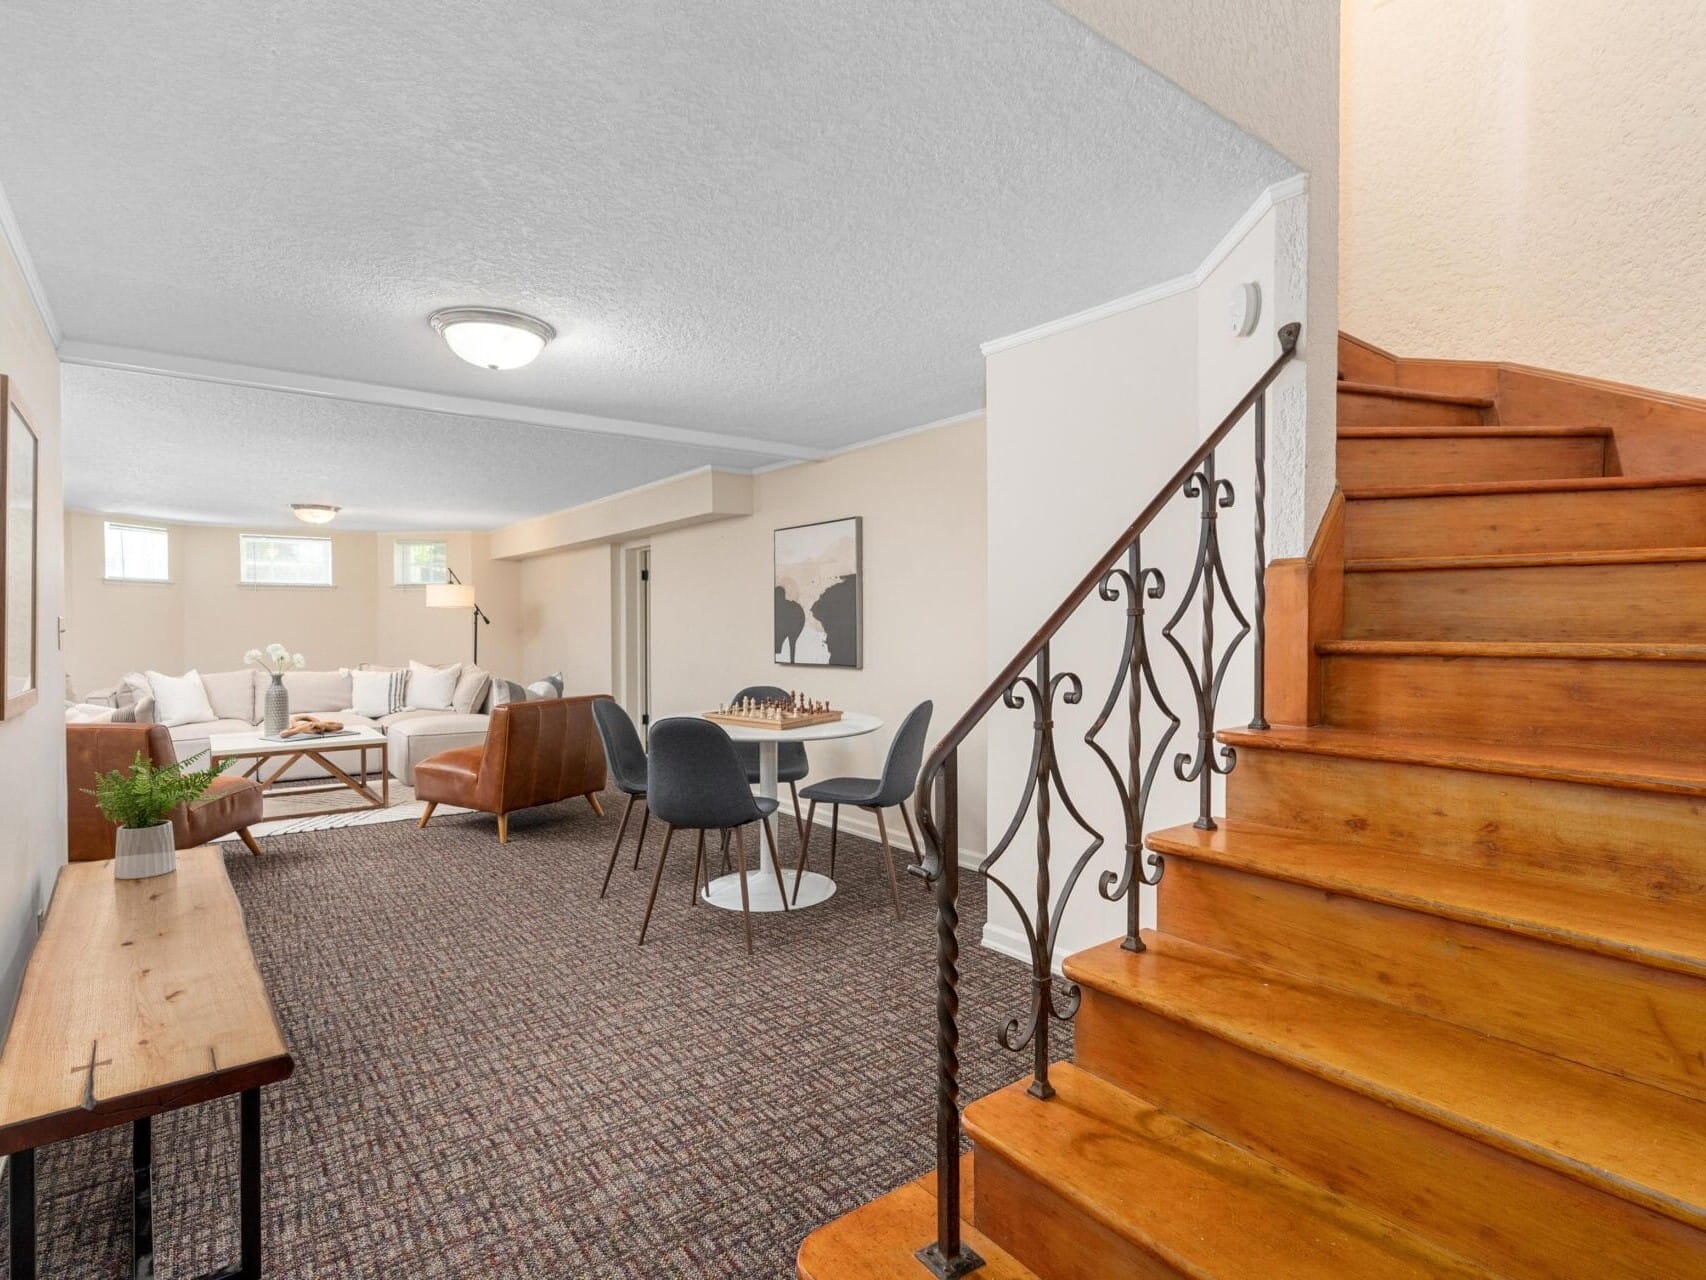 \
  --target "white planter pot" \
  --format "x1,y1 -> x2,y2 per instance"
114,822 -> 176,880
